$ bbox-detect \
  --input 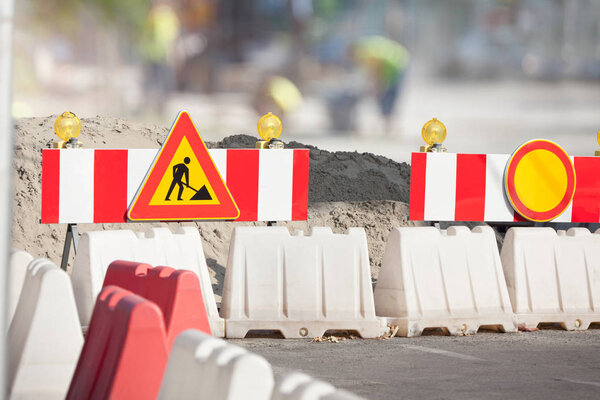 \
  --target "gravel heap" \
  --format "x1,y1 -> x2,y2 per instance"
212,134 -> 411,204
